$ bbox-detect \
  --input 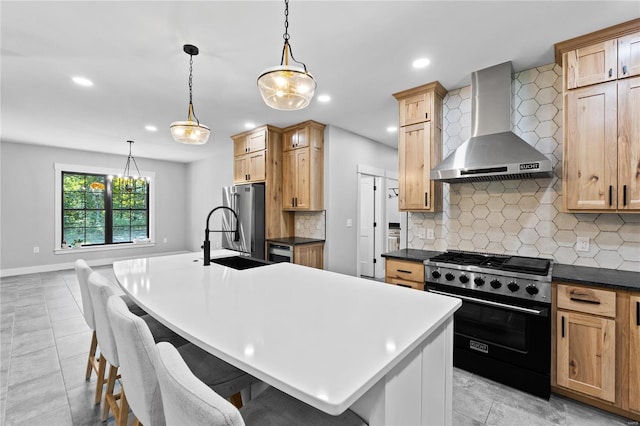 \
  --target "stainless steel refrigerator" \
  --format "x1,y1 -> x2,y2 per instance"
221,183 -> 266,259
